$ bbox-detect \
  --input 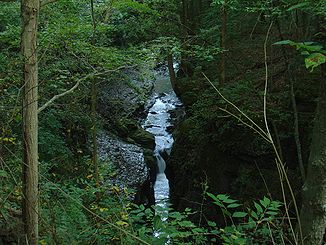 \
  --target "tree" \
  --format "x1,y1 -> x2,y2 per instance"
272,2 -> 326,241
90,0 -> 99,187
300,64 -> 326,244
219,0 -> 227,85
21,0 -> 39,244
